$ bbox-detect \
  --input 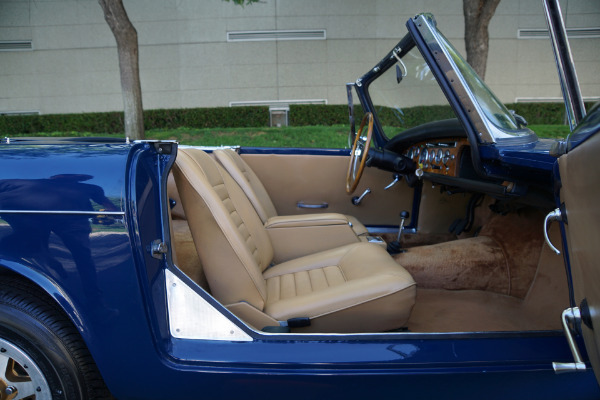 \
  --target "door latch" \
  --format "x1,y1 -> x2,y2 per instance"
553,307 -> 587,373
150,239 -> 168,259
544,208 -> 562,255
